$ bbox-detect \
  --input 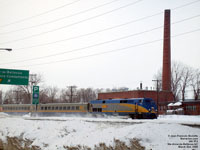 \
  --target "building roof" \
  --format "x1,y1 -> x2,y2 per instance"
168,102 -> 182,106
